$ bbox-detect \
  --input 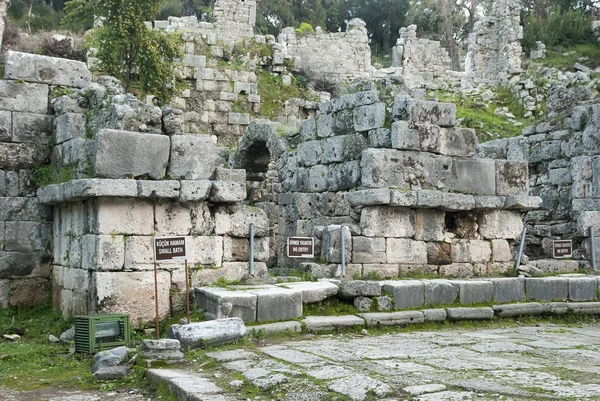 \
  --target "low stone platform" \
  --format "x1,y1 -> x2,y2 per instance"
195,275 -> 600,323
